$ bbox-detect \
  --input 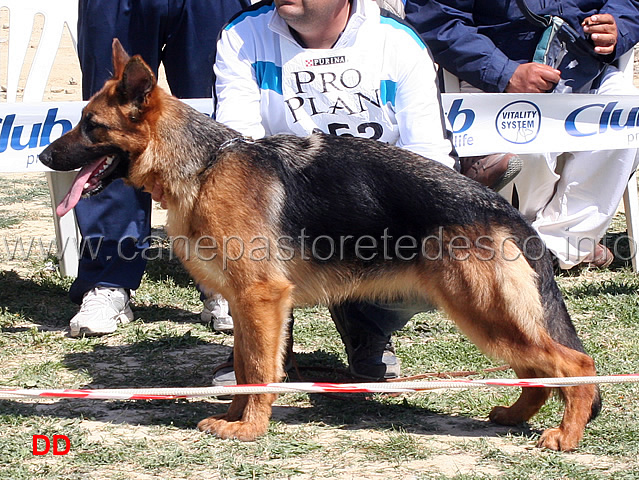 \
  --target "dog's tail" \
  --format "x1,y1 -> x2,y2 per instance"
516,227 -> 602,421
